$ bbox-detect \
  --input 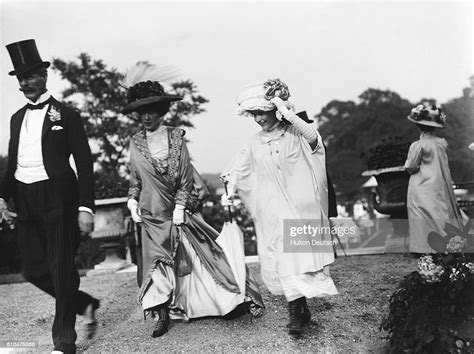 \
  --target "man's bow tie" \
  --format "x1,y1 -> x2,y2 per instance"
26,97 -> 52,110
